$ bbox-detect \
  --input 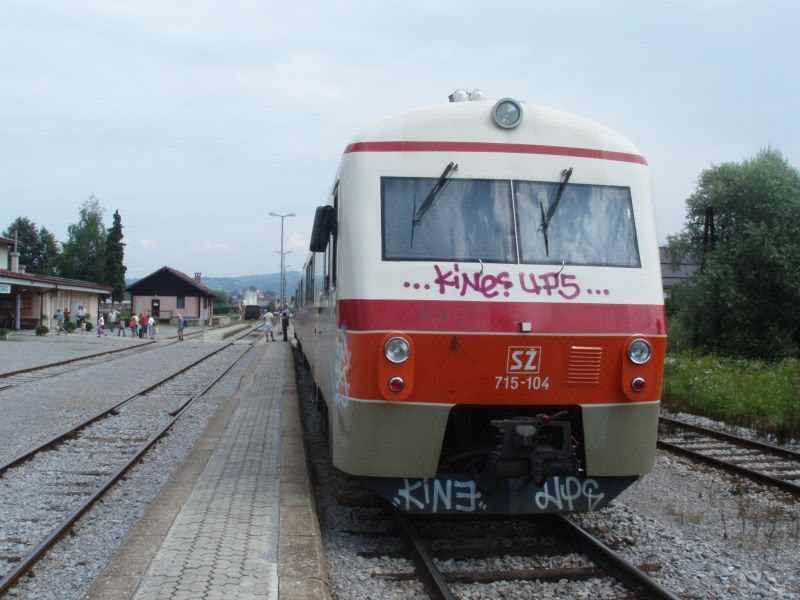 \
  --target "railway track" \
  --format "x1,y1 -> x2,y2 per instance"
658,416 -> 800,495
0,325 -> 261,596
376,508 -> 678,599
0,328 -> 208,391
